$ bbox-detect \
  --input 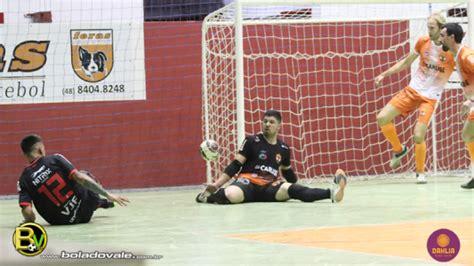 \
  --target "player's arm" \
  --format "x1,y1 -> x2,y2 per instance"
18,179 -> 35,223
21,205 -> 36,223
280,164 -> 297,183
205,136 -> 252,192
375,52 -> 419,87
206,154 -> 247,192
461,54 -> 474,115
280,147 -> 297,183
70,171 -> 130,206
